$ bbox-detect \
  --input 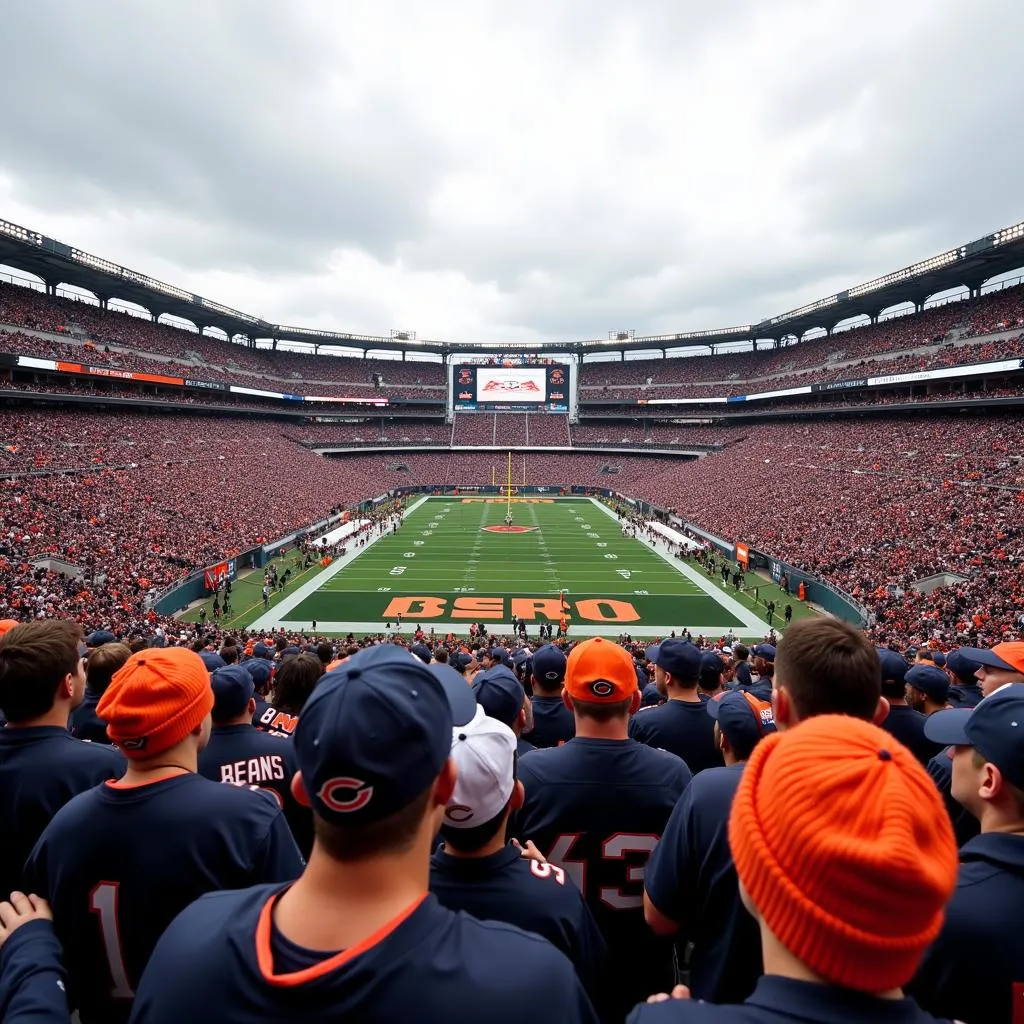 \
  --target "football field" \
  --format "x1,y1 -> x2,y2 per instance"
246,497 -> 779,638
